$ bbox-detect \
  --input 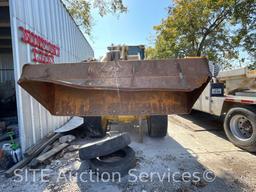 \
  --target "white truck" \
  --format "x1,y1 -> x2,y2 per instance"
193,67 -> 256,152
